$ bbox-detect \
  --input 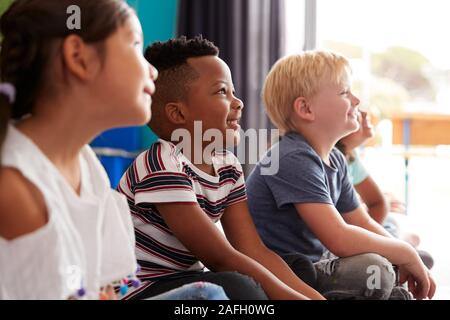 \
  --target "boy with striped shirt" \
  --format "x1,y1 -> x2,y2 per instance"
117,36 -> 324,300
